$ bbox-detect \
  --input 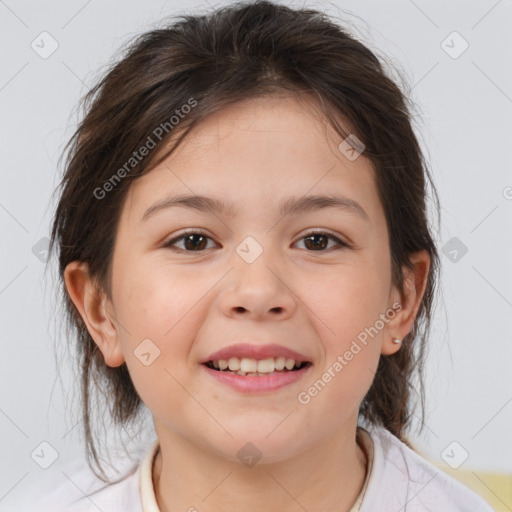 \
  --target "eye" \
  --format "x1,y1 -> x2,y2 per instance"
163,229 -> 349,253
294,230 -> 349,251
163,230 -> 217,252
